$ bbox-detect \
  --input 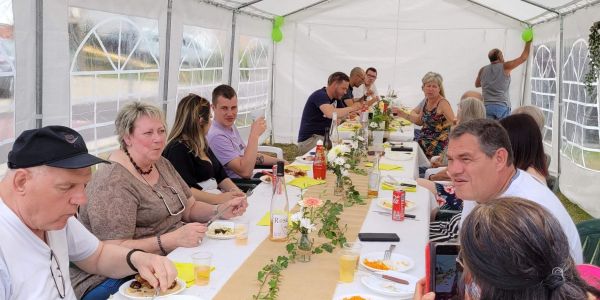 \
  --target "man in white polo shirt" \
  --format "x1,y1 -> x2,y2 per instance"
446,119 -> 583,264
0,126 -> 177,299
